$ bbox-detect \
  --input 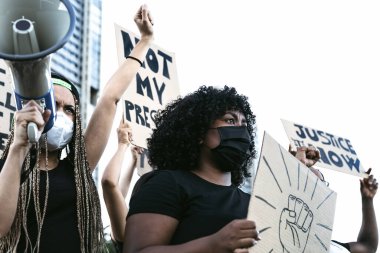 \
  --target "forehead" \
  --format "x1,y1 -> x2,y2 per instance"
53,85 -> 75,106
